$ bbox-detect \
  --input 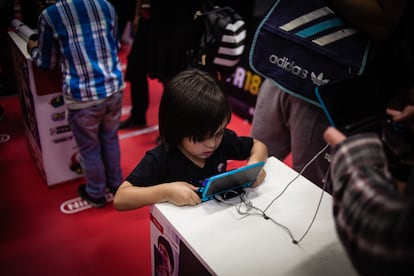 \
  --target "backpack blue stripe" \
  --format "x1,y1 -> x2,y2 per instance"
295,18 -> 344,38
